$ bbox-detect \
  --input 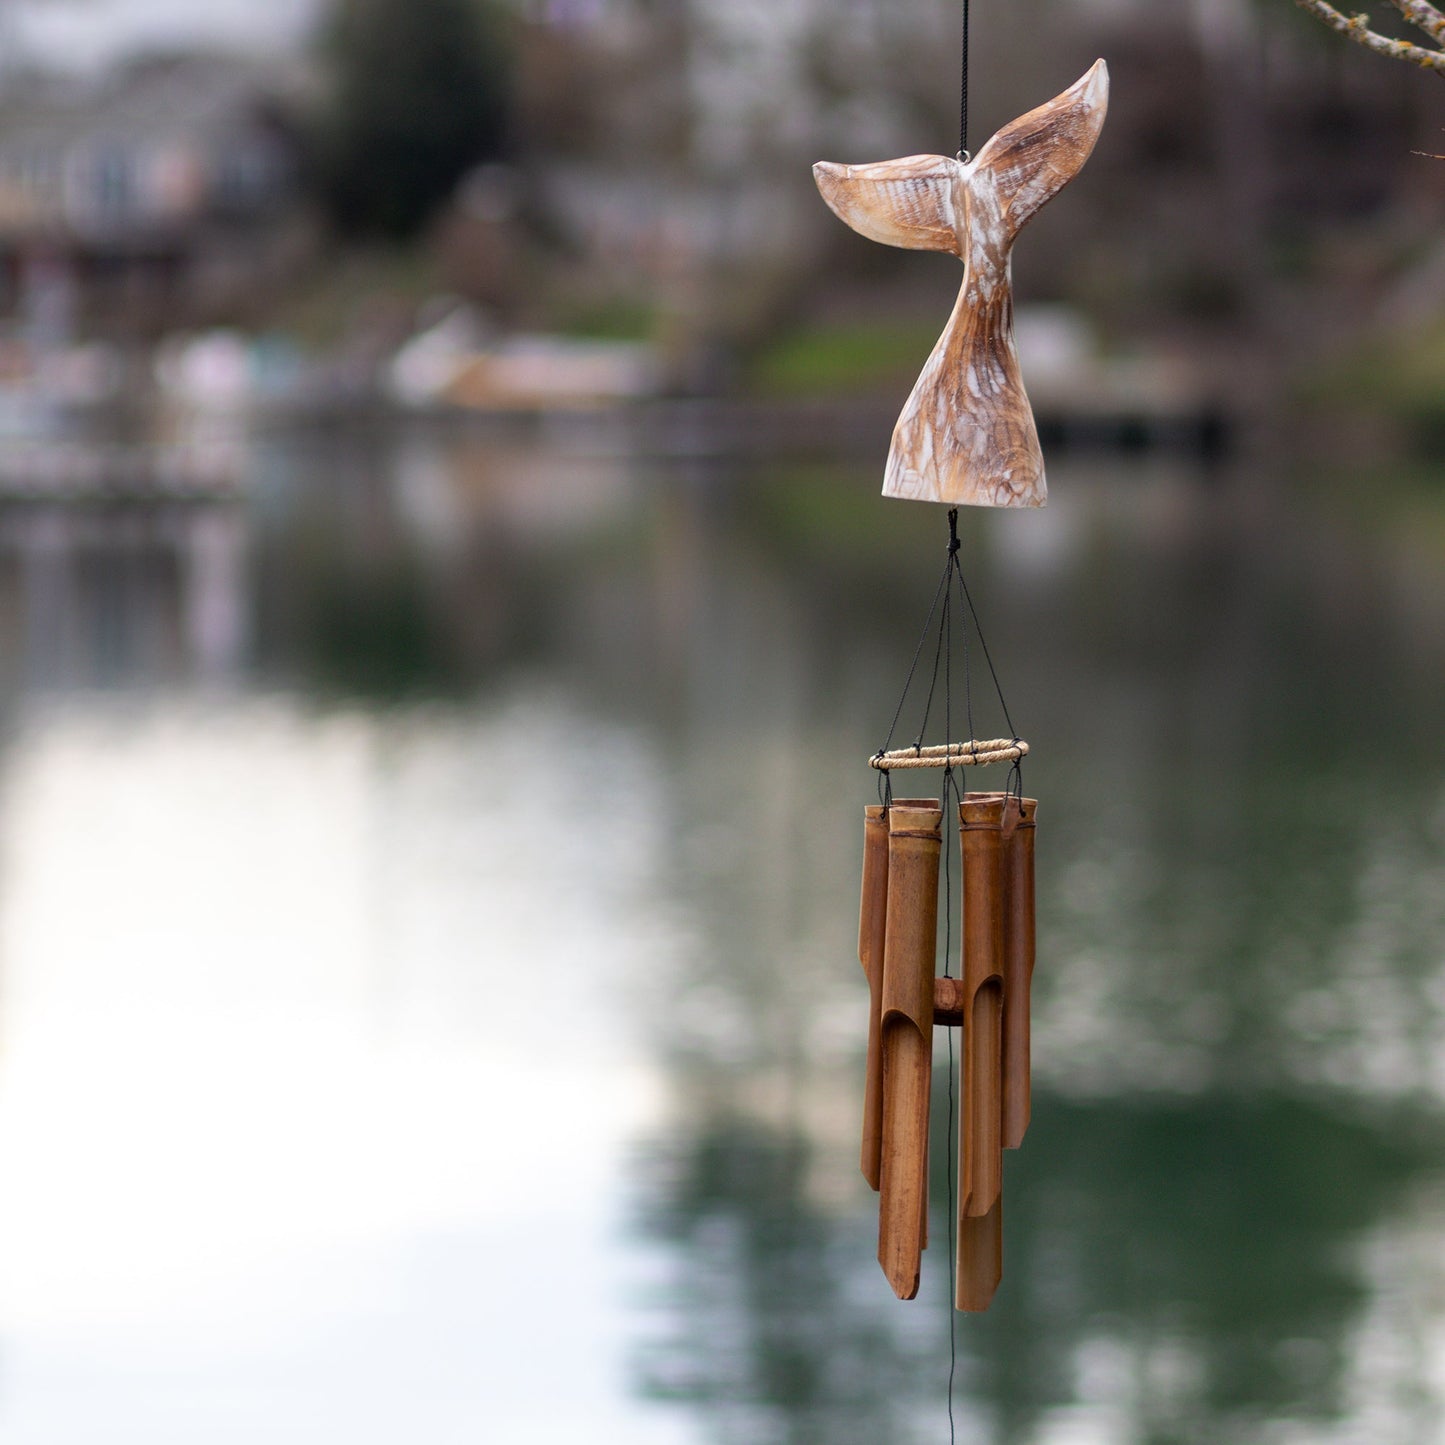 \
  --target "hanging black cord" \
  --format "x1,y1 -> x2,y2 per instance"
957,568 -> 1017,743
958,0 -> 970,159
914,583 -> 951,752
874,506 -> 1024,1445
941,520 -> 959,1445
904,511 -> 961,753
952,15 -> 972,1442
877,550 -> 954,762
876,508 -> 1021,783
